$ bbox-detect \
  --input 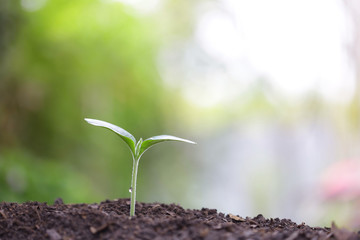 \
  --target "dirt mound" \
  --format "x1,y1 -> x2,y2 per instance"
0,198 -> 358,239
